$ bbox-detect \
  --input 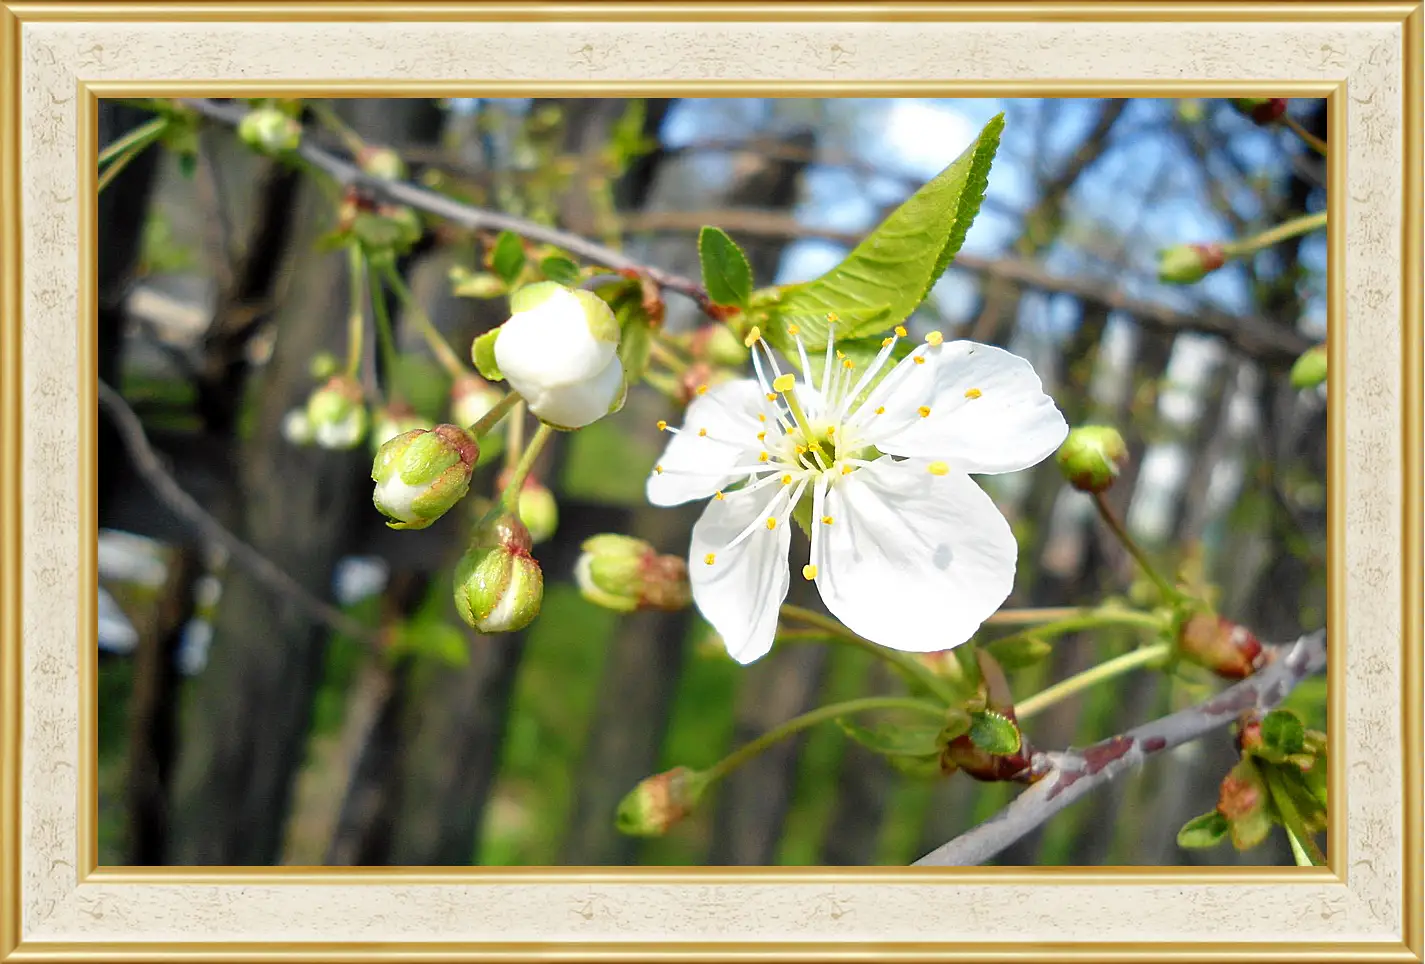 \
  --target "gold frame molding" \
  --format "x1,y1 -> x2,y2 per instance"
1,2 -> 1420,961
